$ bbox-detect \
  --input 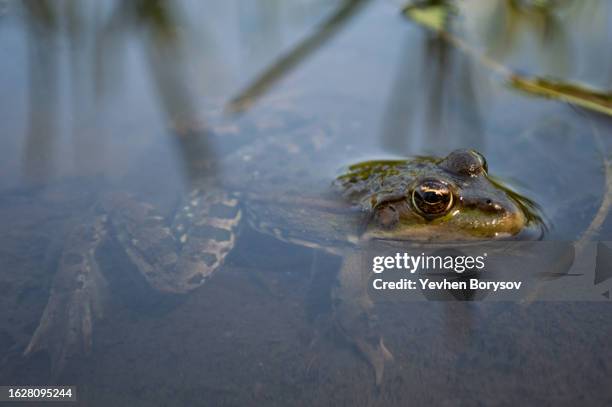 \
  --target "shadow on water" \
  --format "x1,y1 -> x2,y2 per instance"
228,0 -> 370,113
22,1 -> 60,181
483,0 -> 573,77
18,0 -> 219,187
380,28 -> 484,155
